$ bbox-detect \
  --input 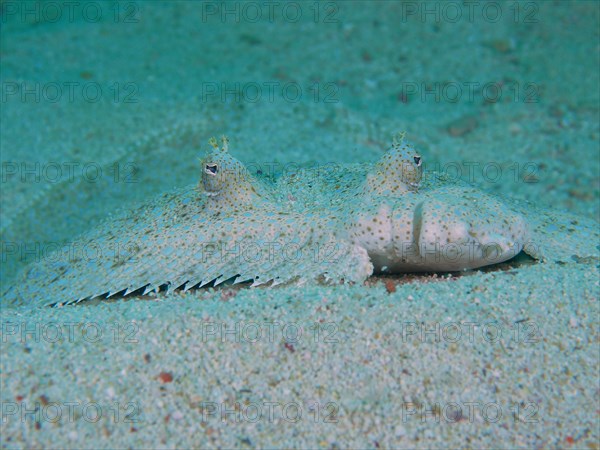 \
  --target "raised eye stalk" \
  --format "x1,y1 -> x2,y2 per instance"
205,163 -> 218,175
200,136 -> 268,210
362,131 -> 424,197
